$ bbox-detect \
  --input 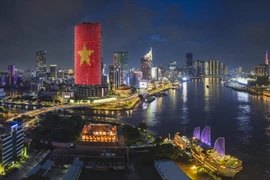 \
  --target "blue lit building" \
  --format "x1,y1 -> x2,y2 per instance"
0,121 -> 24,166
